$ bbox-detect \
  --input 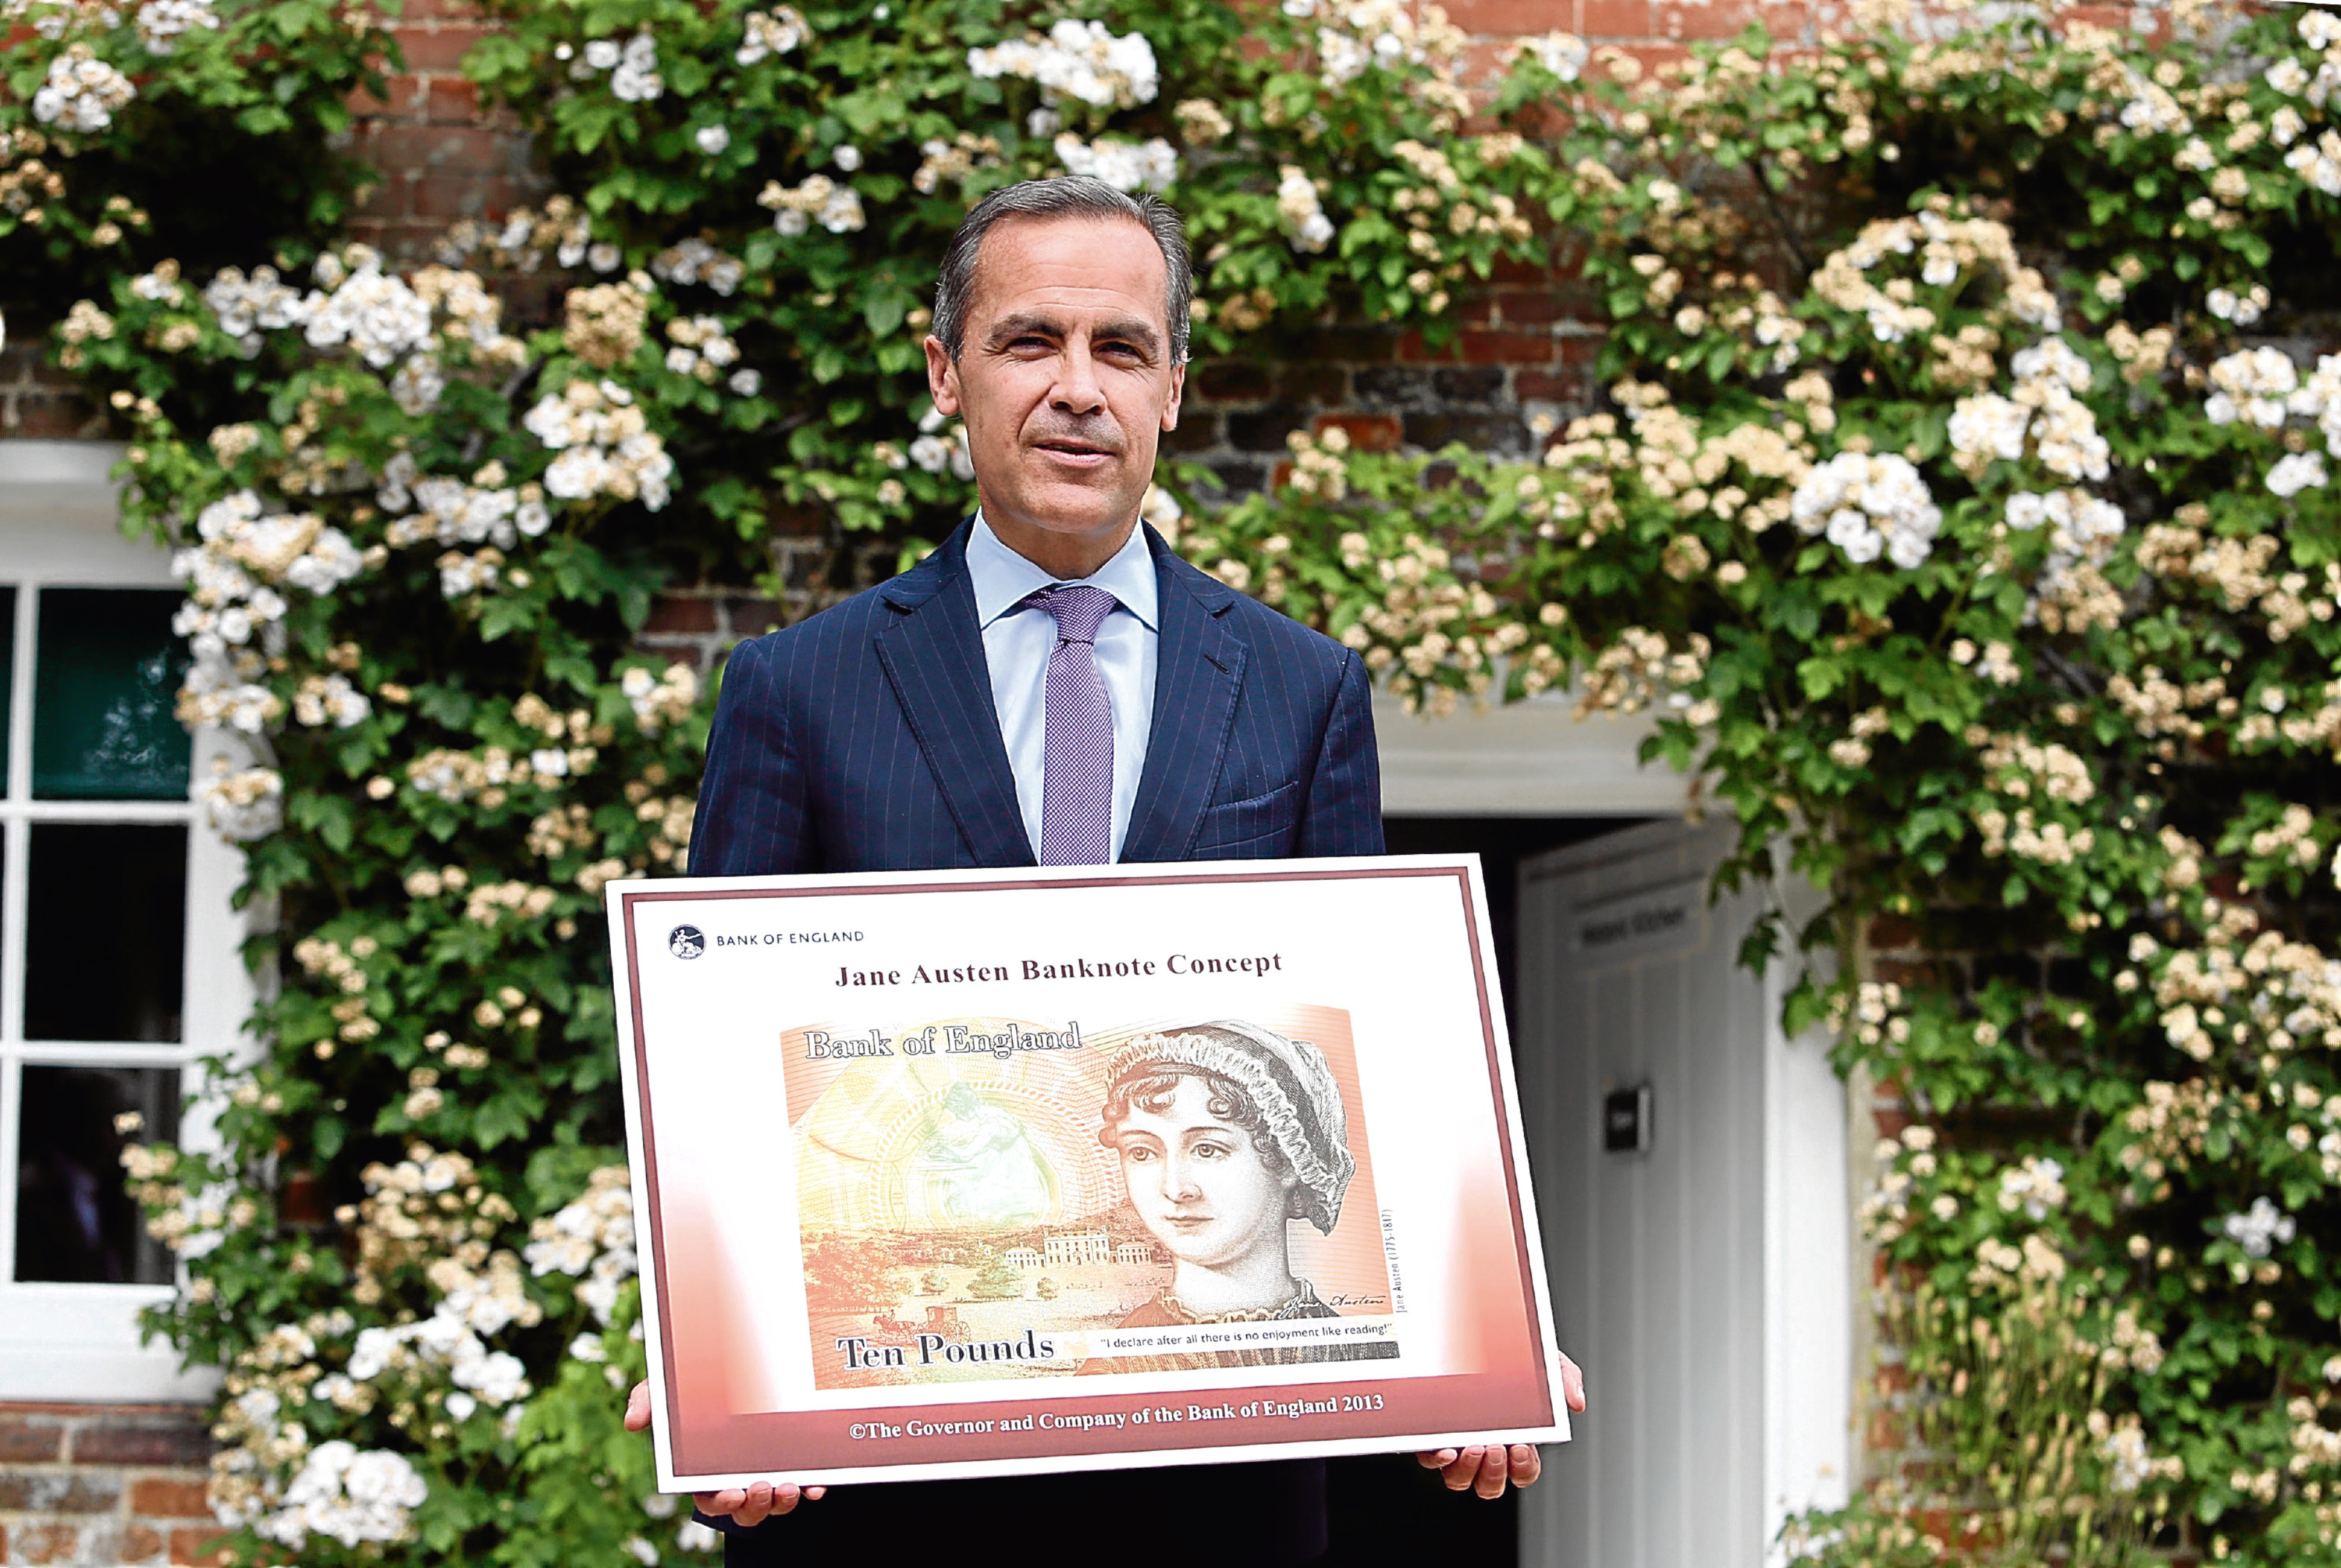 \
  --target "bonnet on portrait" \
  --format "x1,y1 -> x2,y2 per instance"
1099,1020 -> 1355,1234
